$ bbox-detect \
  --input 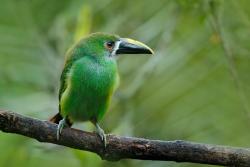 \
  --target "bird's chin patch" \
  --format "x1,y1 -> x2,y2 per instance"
110,50 -> 116,57
108,52 -> 113,57
108,52 -> 116,58
110,51 -> 117,57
